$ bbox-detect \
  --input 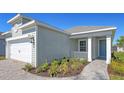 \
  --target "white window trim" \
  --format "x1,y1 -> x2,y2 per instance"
78,39 -> 87,53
